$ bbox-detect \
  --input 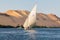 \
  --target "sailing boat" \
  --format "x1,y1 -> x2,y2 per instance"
23,5 -> 37,30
